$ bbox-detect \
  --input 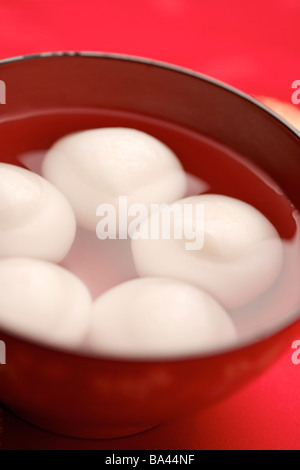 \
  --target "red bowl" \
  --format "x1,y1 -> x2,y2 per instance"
0,53 -> 299,439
